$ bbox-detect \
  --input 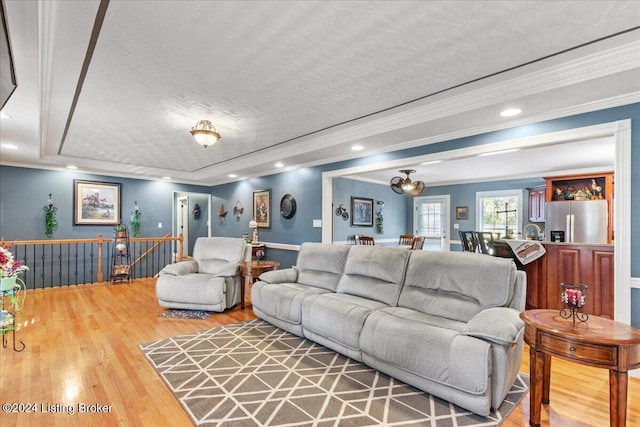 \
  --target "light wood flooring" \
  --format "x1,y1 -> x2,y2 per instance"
0,278 -> 638,426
